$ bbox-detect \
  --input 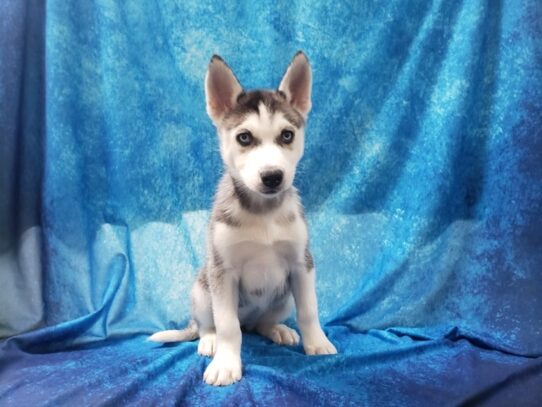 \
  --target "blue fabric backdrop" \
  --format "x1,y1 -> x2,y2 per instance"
1,0 -> 541,405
